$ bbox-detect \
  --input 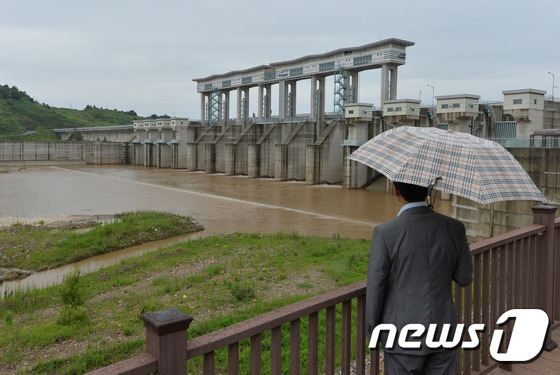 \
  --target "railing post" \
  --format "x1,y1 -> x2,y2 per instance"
142,308 -> 193,374
532,205 -> 558,351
